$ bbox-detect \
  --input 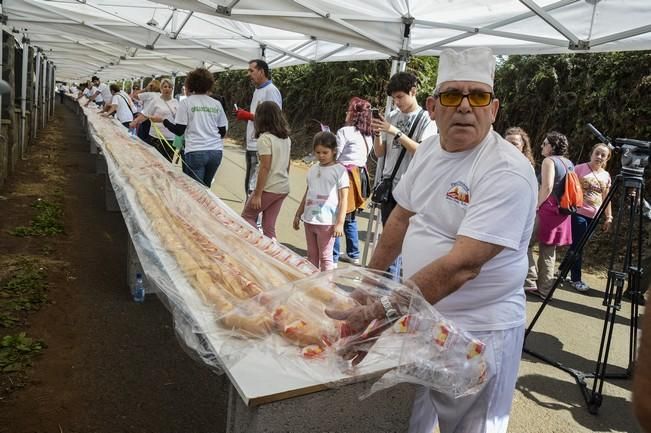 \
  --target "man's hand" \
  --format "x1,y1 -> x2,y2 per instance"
235,109 -> 254,122
249,193 -> 262,210
292,215 -> 301,230
333,222 -> 344,237
326,300 -> 388,366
